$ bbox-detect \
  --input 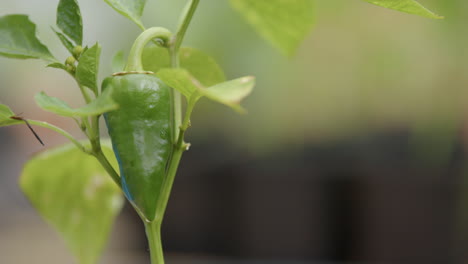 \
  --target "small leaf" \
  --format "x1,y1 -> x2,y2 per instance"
76,43 -> 101,93
35,87 -> 118,117
0,104 -> 22,127
199,76 -> 255,113
20,141 -> 124,264
143,46 -> 226,86
0,15 -> 56,61
157,68 -> 202,99
158,69 -> 255,113
57,0 -> 83,45
362,0 -> 443,19
111,50 -> 125,72
47,62 -> 68,71
229,0 -> 315,56
52,27 -> 75,54
104,0 -> 147,30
